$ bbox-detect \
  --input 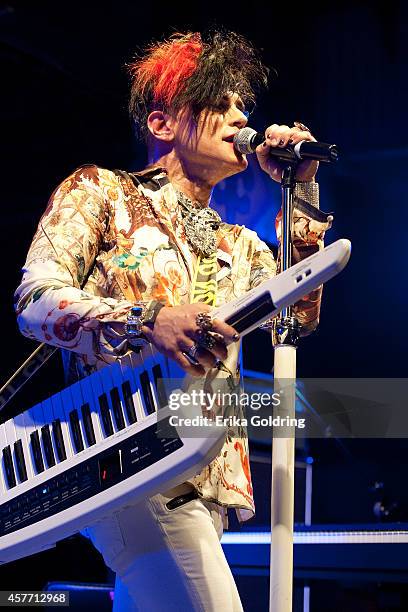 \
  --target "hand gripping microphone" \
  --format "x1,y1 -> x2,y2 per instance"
233,127 -> 339,163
